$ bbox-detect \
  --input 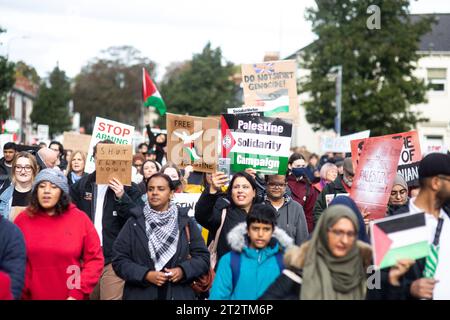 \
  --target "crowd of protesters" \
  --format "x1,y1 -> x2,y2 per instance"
0,132 -> 449,301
